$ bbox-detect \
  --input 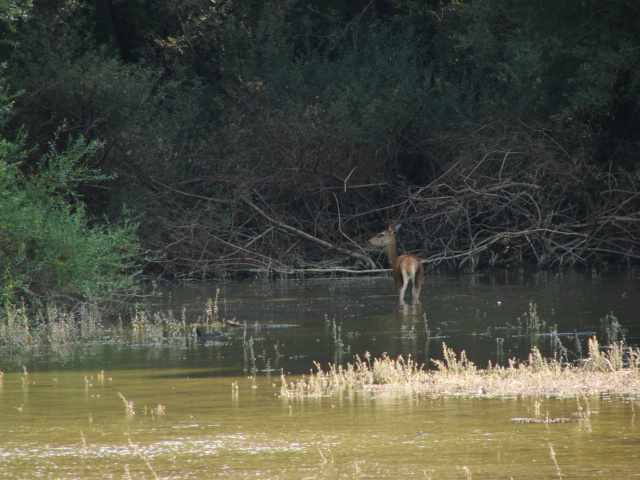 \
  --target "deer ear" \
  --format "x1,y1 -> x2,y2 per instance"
393,223 -> 402,232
